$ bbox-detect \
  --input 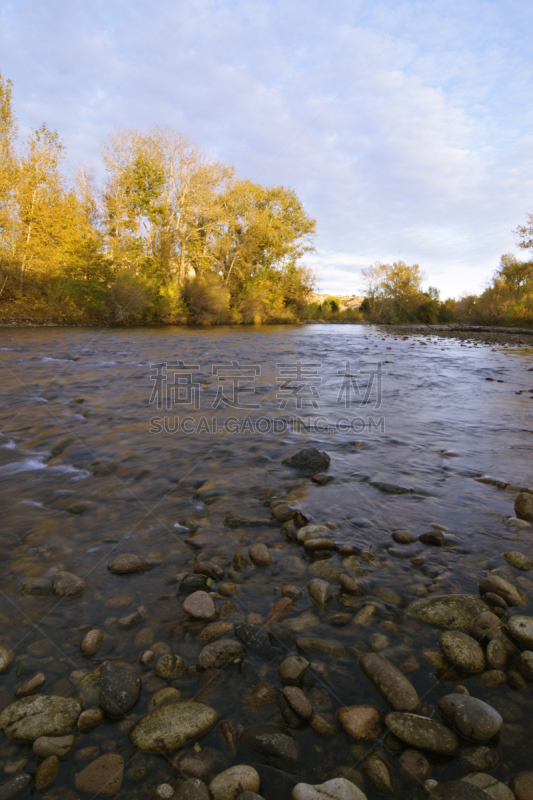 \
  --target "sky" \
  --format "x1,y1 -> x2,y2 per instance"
2,0 -> 533,298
